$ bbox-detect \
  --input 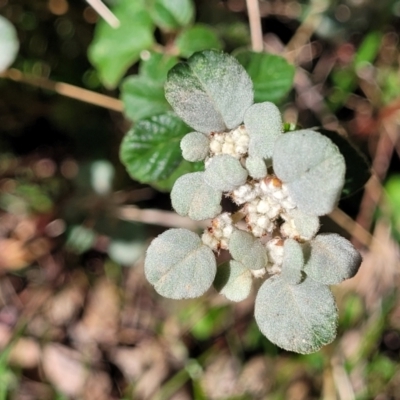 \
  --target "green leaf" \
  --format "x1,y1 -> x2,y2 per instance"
354,31 -> 382,69
273,130 -> 346,216
244,102 -> 283,160
171,172 -> 222,220
254,275 -> 338,354
151,160 -> 203,192
144,228 -> 216,299
88,0 -> 154,88
0,16 -> 19,72
139,52 -> 178,83
150,0 -> 194,31
175,24 -> 223,58
121,76 -> 170,121
120,113 -> 191,183
214,260 -> 252,302
228,229 -> 267,270
319,129 -> 370,198
204,155 -> 248,192
235,50 -> 295,103
304,233 -> 362,285
165,50 -> 254,134
280,239 -> 304,285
